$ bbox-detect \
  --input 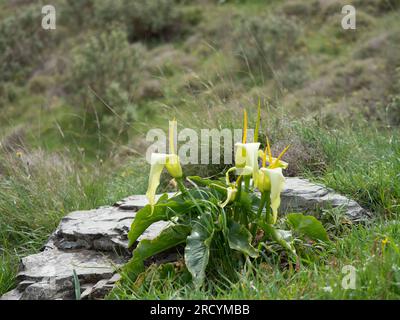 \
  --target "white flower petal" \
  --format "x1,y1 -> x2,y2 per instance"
219,187 -> 237,208
265,167 -> 285,224
235,142 -> 260,179
146,153 -> 169,206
